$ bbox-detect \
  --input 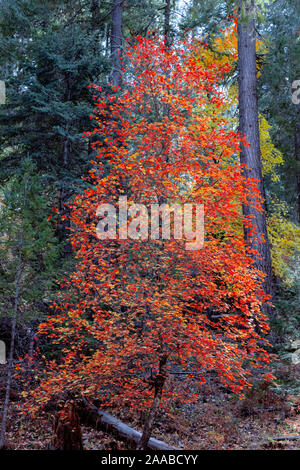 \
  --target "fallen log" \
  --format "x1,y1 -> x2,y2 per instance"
271,435 -> 300,441
79,401 -> 178,450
